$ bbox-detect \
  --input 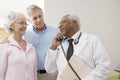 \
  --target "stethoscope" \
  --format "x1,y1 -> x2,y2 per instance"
74,32 -> 82,45
62,32 -> 82,45
60,32 -> 82,80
